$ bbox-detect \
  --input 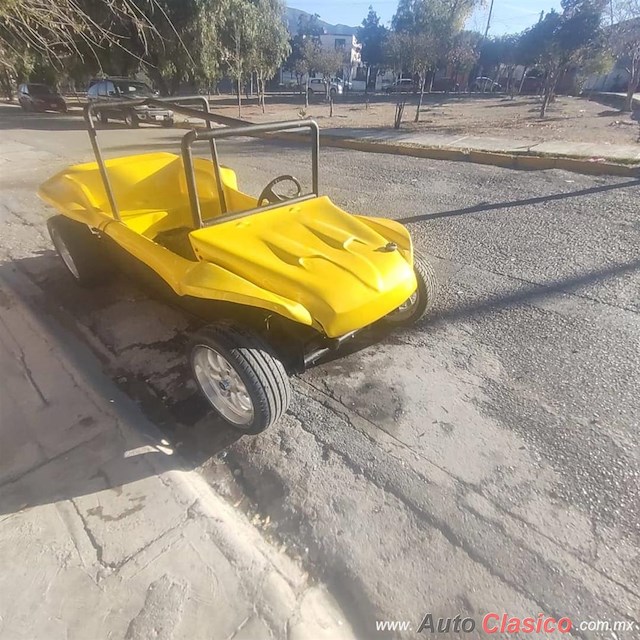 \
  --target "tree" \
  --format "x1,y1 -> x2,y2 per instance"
251,0 -> 290,112
295,37 -> 321,107
313,46 -> 345,99
0,0 -> 155,75
610,1 -> 640,111
390,0 -> 481,122
447,30 -> 481,89
516,25 -> 544,94
221,0 -> 260,116
140,0 -> 226,96
284,12 -> 324,97
526,1 -> 606,117
357,7 -> 389,92
480,34 -> 521,94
